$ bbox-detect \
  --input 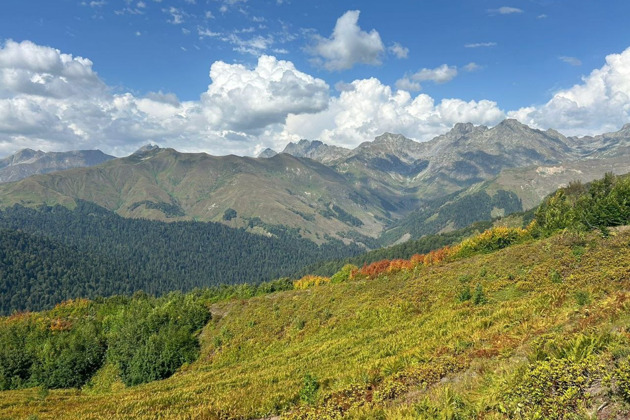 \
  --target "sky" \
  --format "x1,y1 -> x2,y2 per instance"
1,0 -> 630,157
